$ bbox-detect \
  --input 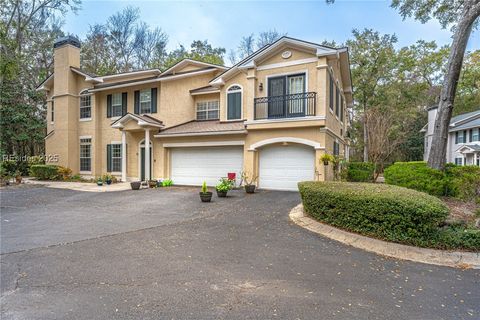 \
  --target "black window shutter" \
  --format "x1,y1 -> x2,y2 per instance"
107,94 -> 112,118
464,130 -> 467,143
234,92 -> 241,119
329,75 -> 334,110
335,87 -> 340,116
51,101 -> 54,122
134,90 -> 140,114
227,93 -> 234,120
122,92 -> 127,115
455,132 -> 459,144
340,96 -> 344,121
469,129 -> 473,142
107,144 -> 112,172
151,88 -> 157,113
